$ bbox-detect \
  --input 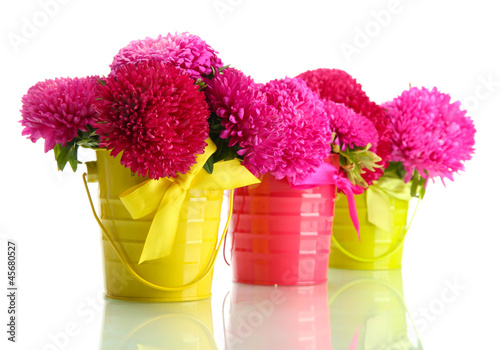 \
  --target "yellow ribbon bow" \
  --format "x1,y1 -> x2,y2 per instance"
119,139 -> 260,264
366,175 -> 413,232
